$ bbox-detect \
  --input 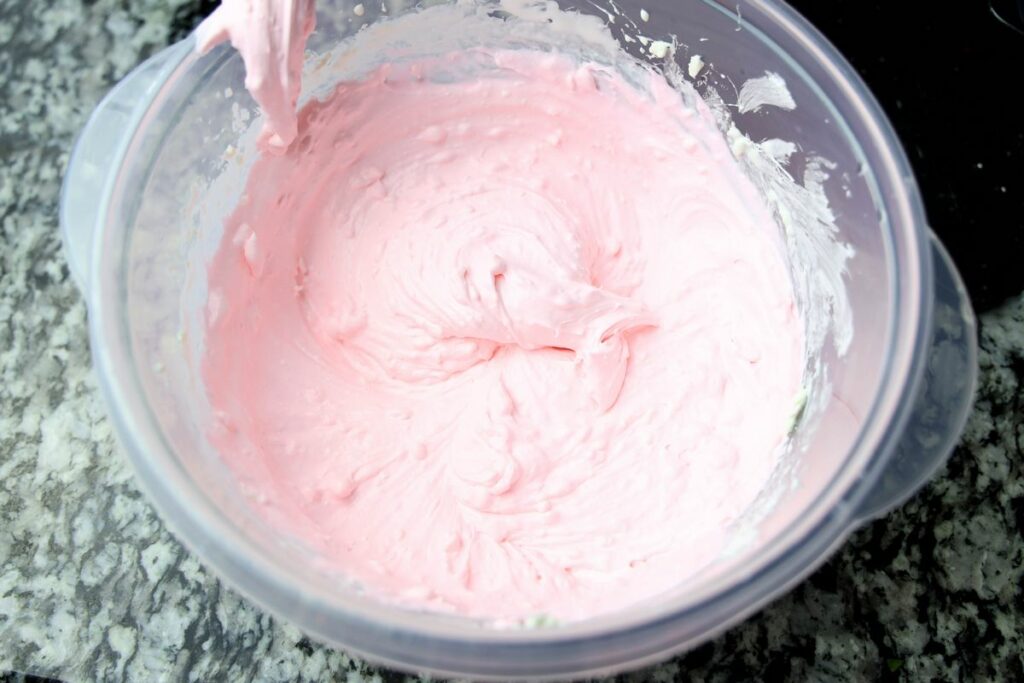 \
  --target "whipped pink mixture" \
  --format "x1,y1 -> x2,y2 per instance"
202,45 -> 804,620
